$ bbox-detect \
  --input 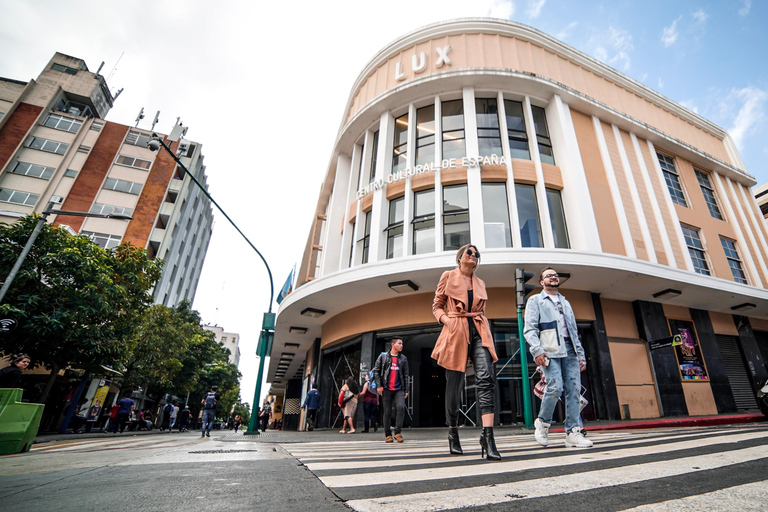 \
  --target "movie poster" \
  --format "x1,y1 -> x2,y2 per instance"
667,319 -> 709,381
